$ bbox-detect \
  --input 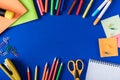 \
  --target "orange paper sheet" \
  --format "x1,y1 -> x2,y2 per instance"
0,0 -> 27,34
98,38 -> 118,58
